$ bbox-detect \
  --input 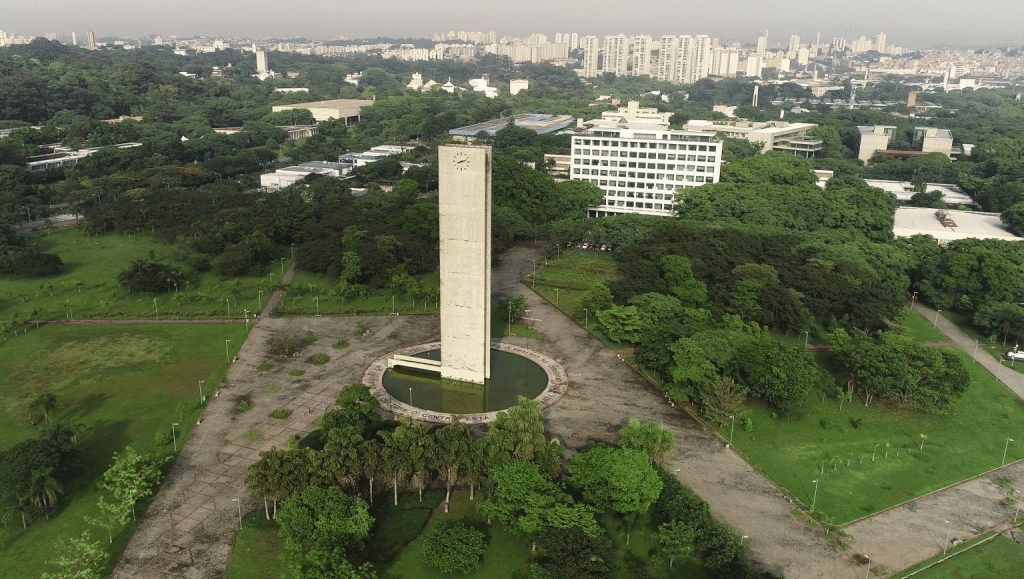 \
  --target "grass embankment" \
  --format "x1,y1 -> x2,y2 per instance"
533,250 -> 623,344
0,323 -> 247,578
281,270 -> 440,317
223,512 -> 289,579
0,228 -> 291,322
718,309 -> 1024,524
893,532 -> 1024,578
